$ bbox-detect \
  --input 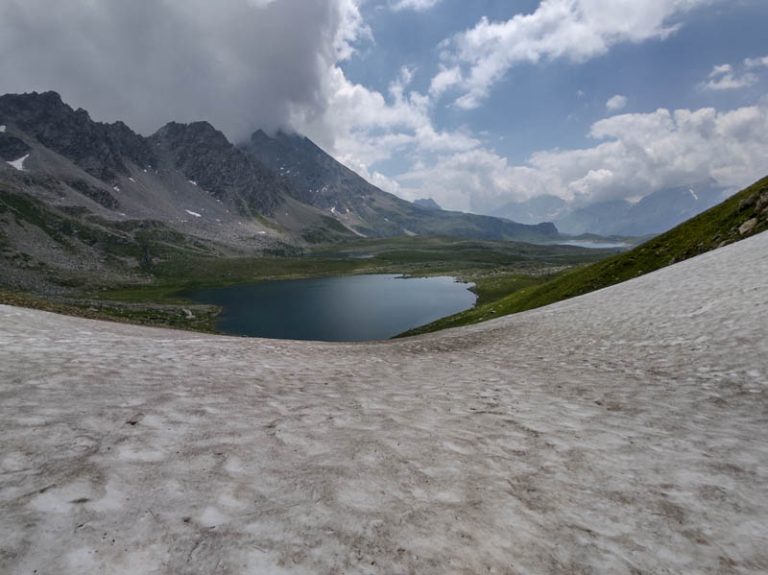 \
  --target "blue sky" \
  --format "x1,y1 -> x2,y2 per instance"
322,0 -> 768,212
1,0 -> 767,214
